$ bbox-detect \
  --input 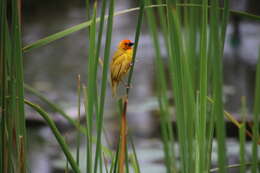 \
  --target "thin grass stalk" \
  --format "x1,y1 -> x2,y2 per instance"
197,0 -> 208,171
25,85 -> 113,154
18,136 -> 25,173
118,1 -> 145,172
11,0 -> 26,138
0,0 -> 7,170
239,96 -> 247,173
129,135 -> 140,173
211,0 -> 228,172
252,48 -> 260,173
93,0 -> 108,171
166,0 -> 197,172
126,0 -> 145,94
205,0 -> 219,171
85,0 -> 90,38
112,145 -> 120,173
24,84 -> 86,134
94,0 -> 115,172
86,2 -> 97,173
92,1 -> 107,154
22,4 -> 260,53
24,100 -> 80,173
76,75 -> 81,166
205,99 -> 214,171
166,1 -> 187,171
145,1 -> 175,172
118,98 -> 128,173
92,0 -> 108,129
103,153 -> 109,173
220,0 -> 230,52
99,151 -> 103,173
187,0 -> 199,89
207,96 -> 260,142
125,135 -> 129,173
155,0 -> 169,53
